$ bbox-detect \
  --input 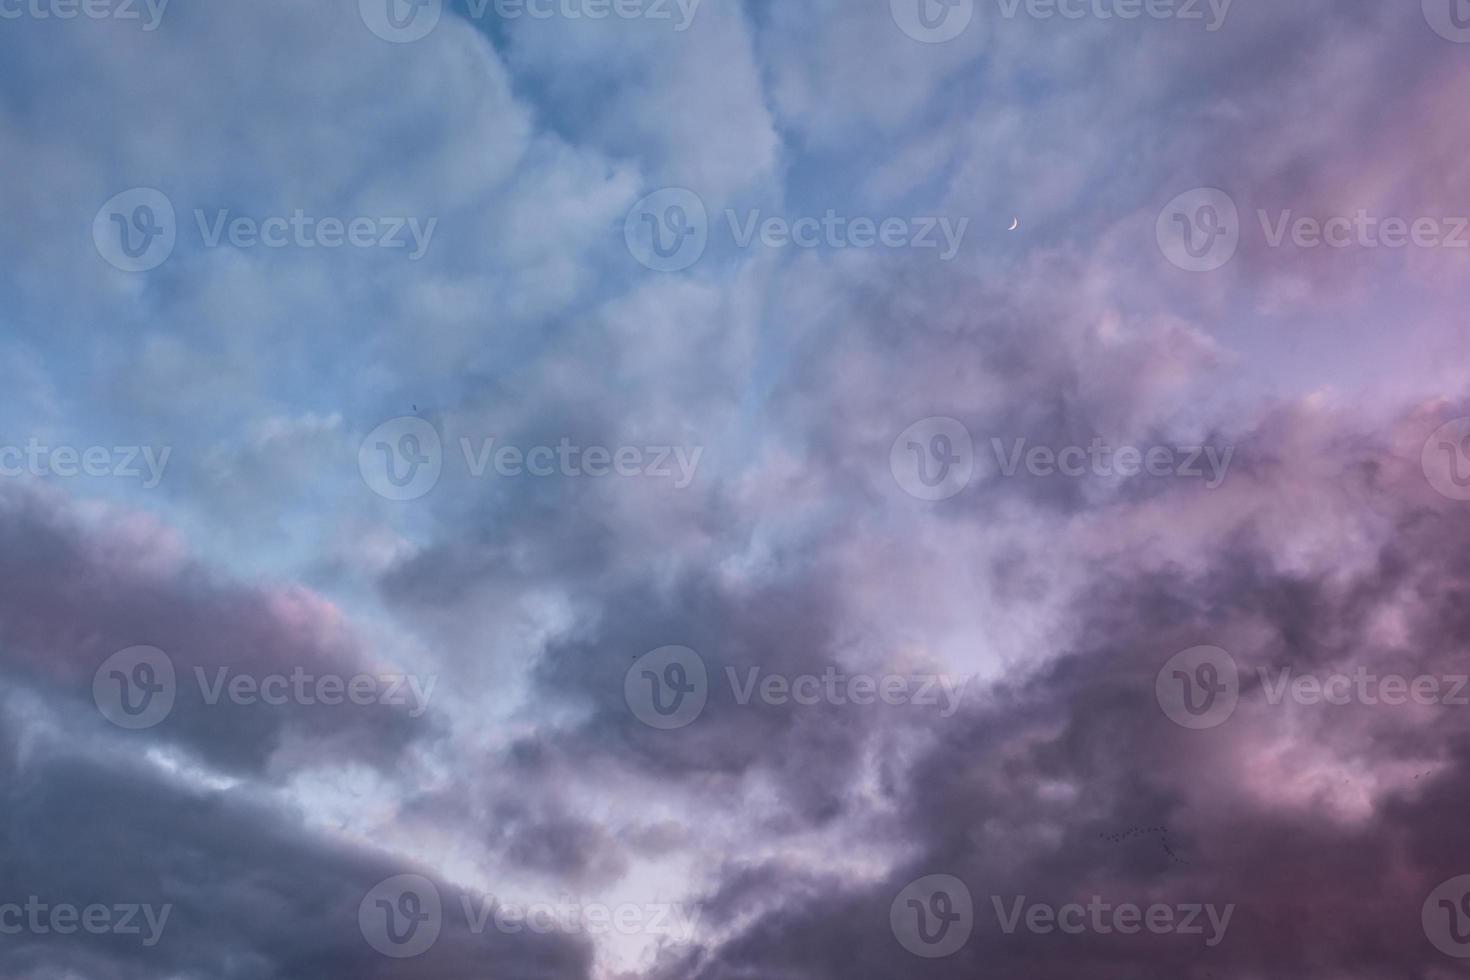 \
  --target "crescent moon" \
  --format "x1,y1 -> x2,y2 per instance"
1007,217 -> 1019,231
